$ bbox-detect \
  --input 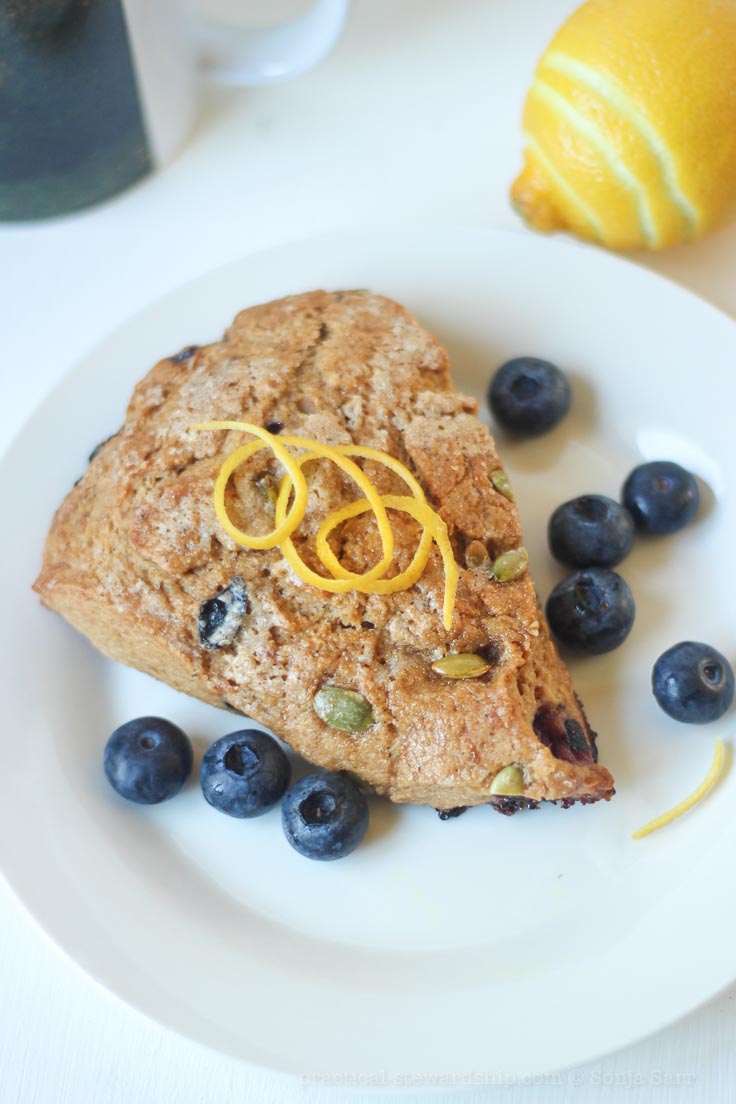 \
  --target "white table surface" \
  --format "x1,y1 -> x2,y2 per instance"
2,2 -> 735,1101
